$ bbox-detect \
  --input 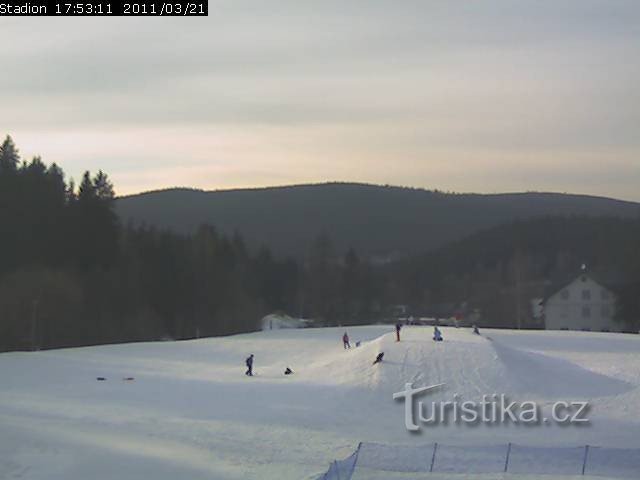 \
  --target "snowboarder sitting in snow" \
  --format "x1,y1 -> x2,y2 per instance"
473,324 -> 480,335
342,331 -> 351,349
245,354 -> 254,376
395,322 -> 402,342
433,326 -> 443,342
284,367 -> 293,375
373,352 -> 384,365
